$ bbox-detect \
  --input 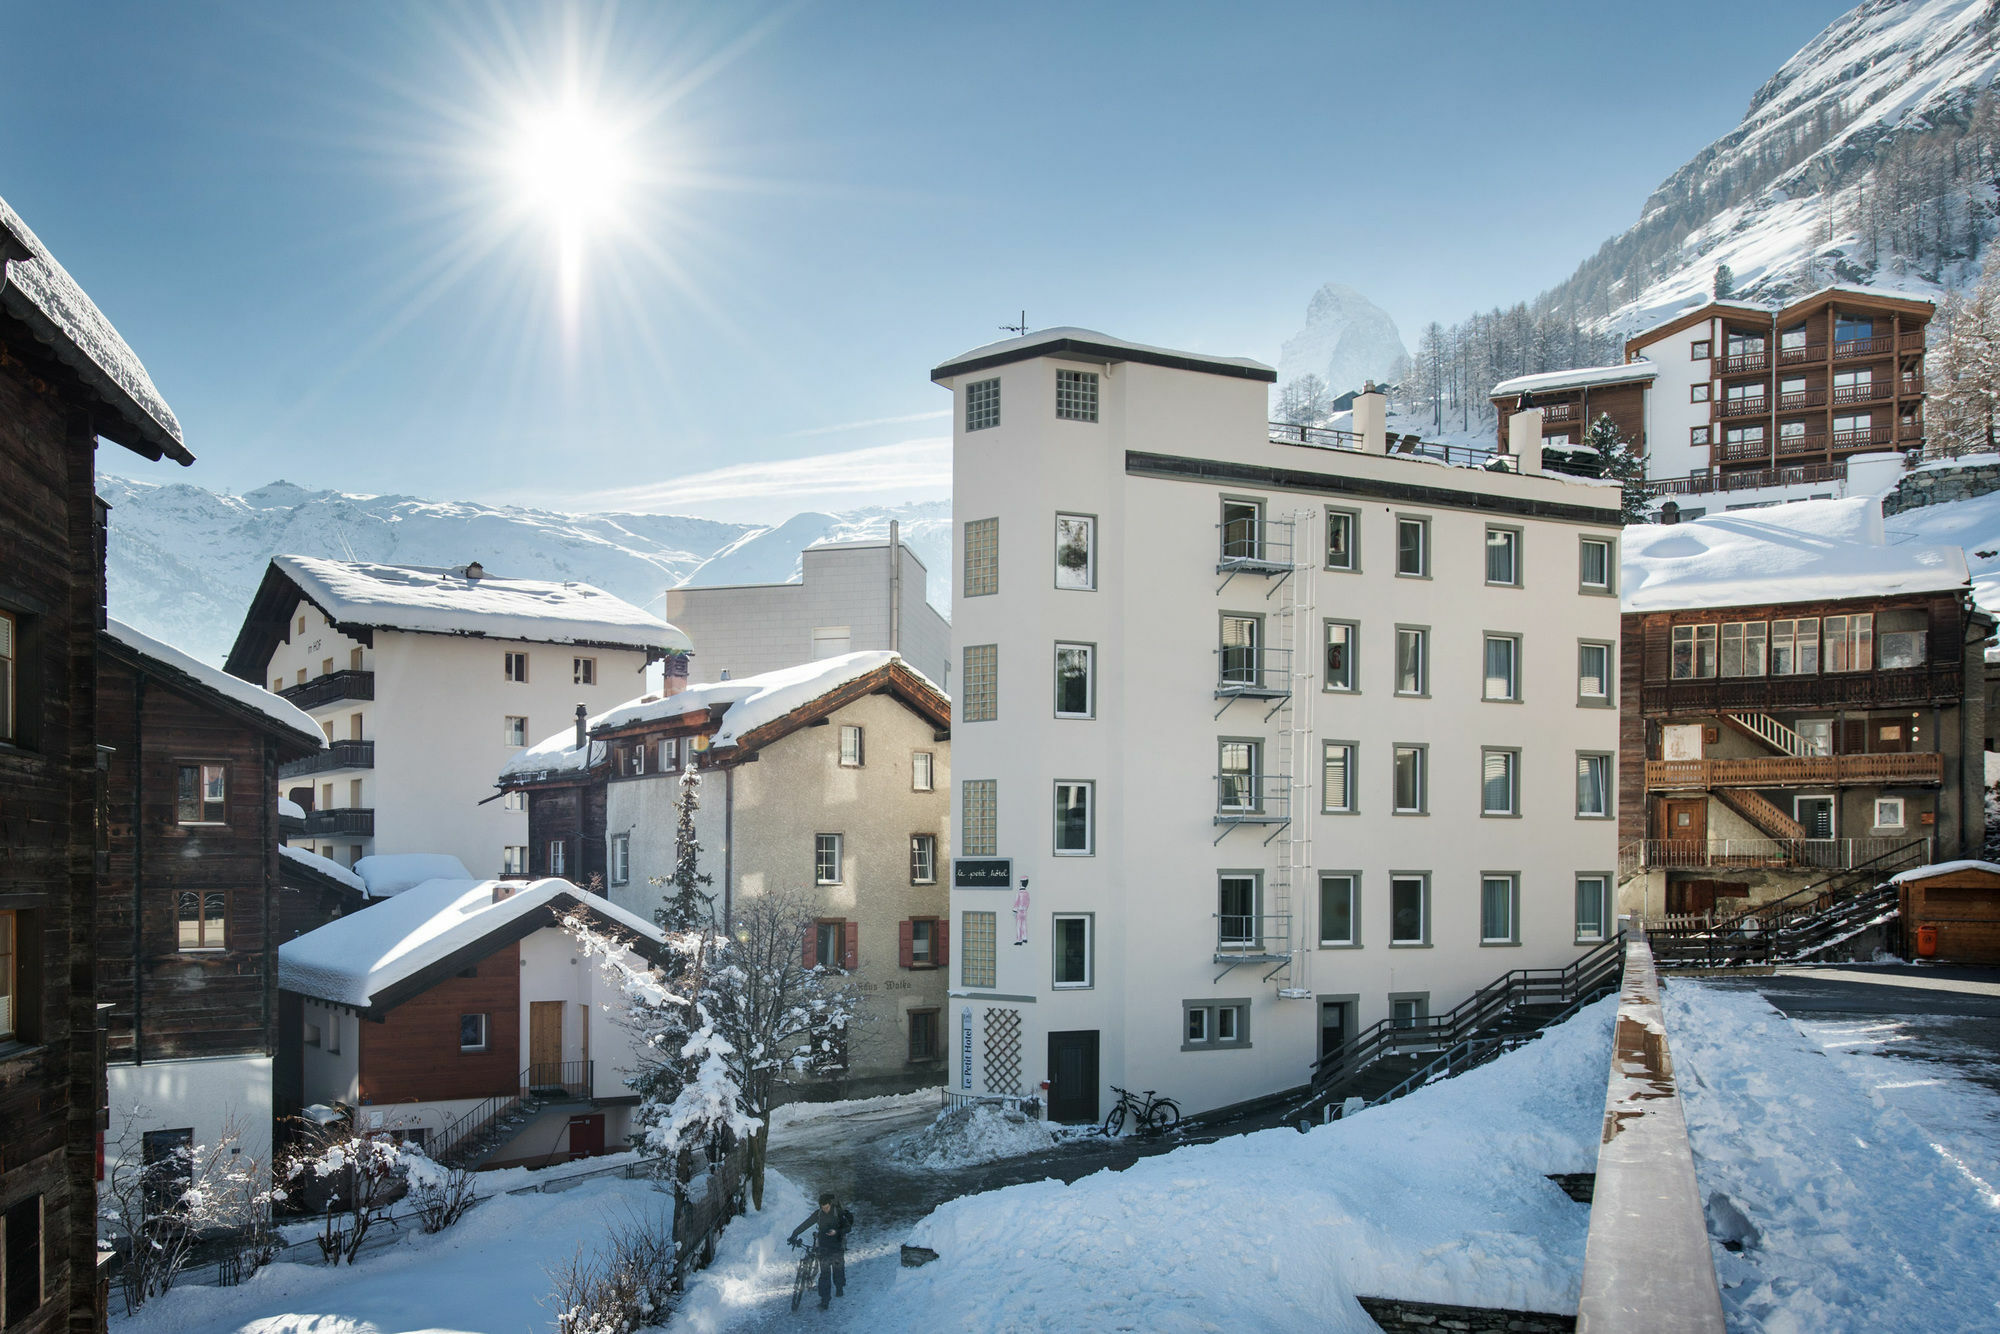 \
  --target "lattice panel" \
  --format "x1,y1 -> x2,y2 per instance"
982,1008 -> 1023,1095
